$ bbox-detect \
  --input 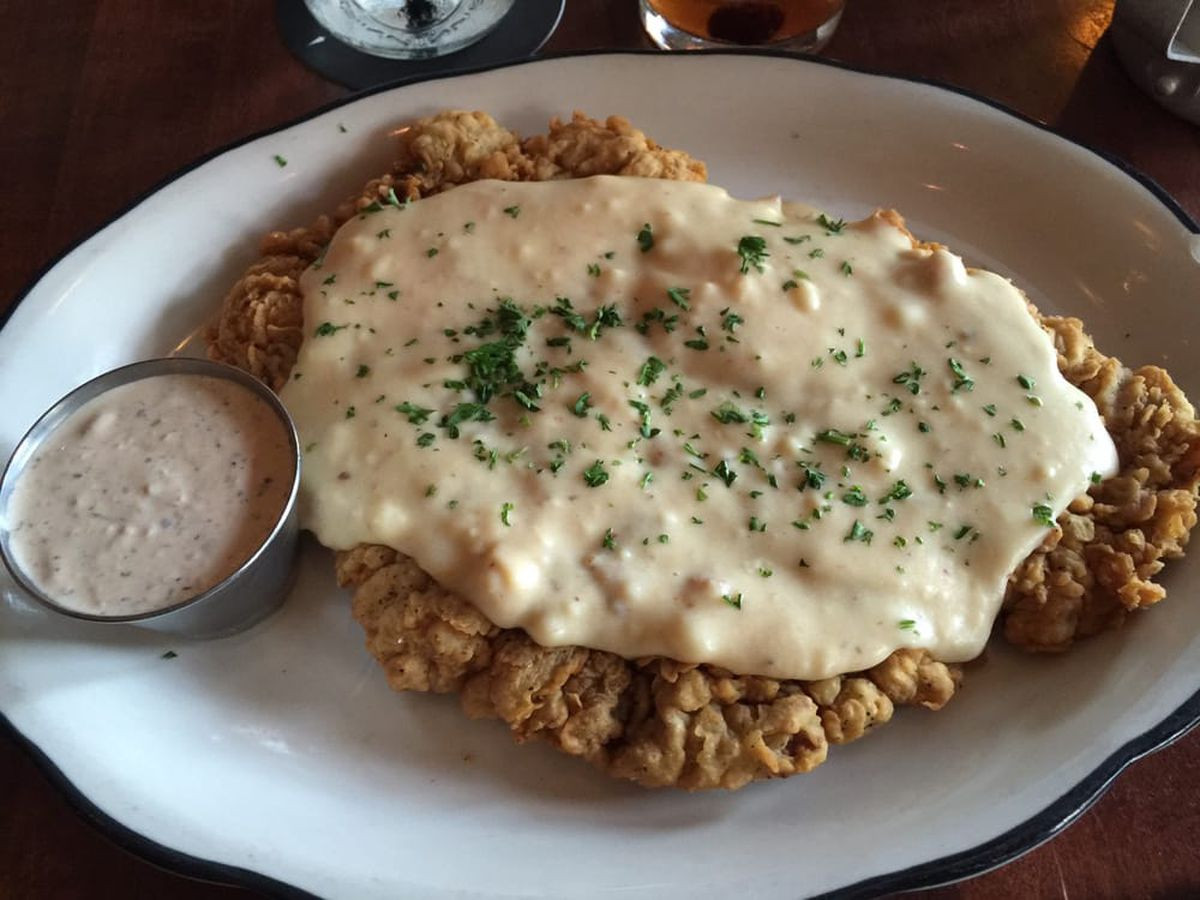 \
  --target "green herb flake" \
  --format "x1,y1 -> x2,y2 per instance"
602,527 -> 617,550
713,459 -> 738,487
845,520 -> 874,544
273,154 -> 287,168
948,358 -> 974,393
503,205 -> 521,219
736,235 -> 769,274
666,286 -> 691,310
842,486 -> 868,506
571,392 -> 592,417
355,364 -> 370,378
1032,503 -> 1055,527
817,213 -> 847,234
500,502 -> 514,526
722,592 -> 743,610
314,321 -> 348,337
637,356 -> 667,386
636,223 -> 654,252
892,362 -> 926,395
582,460 -> 609,487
